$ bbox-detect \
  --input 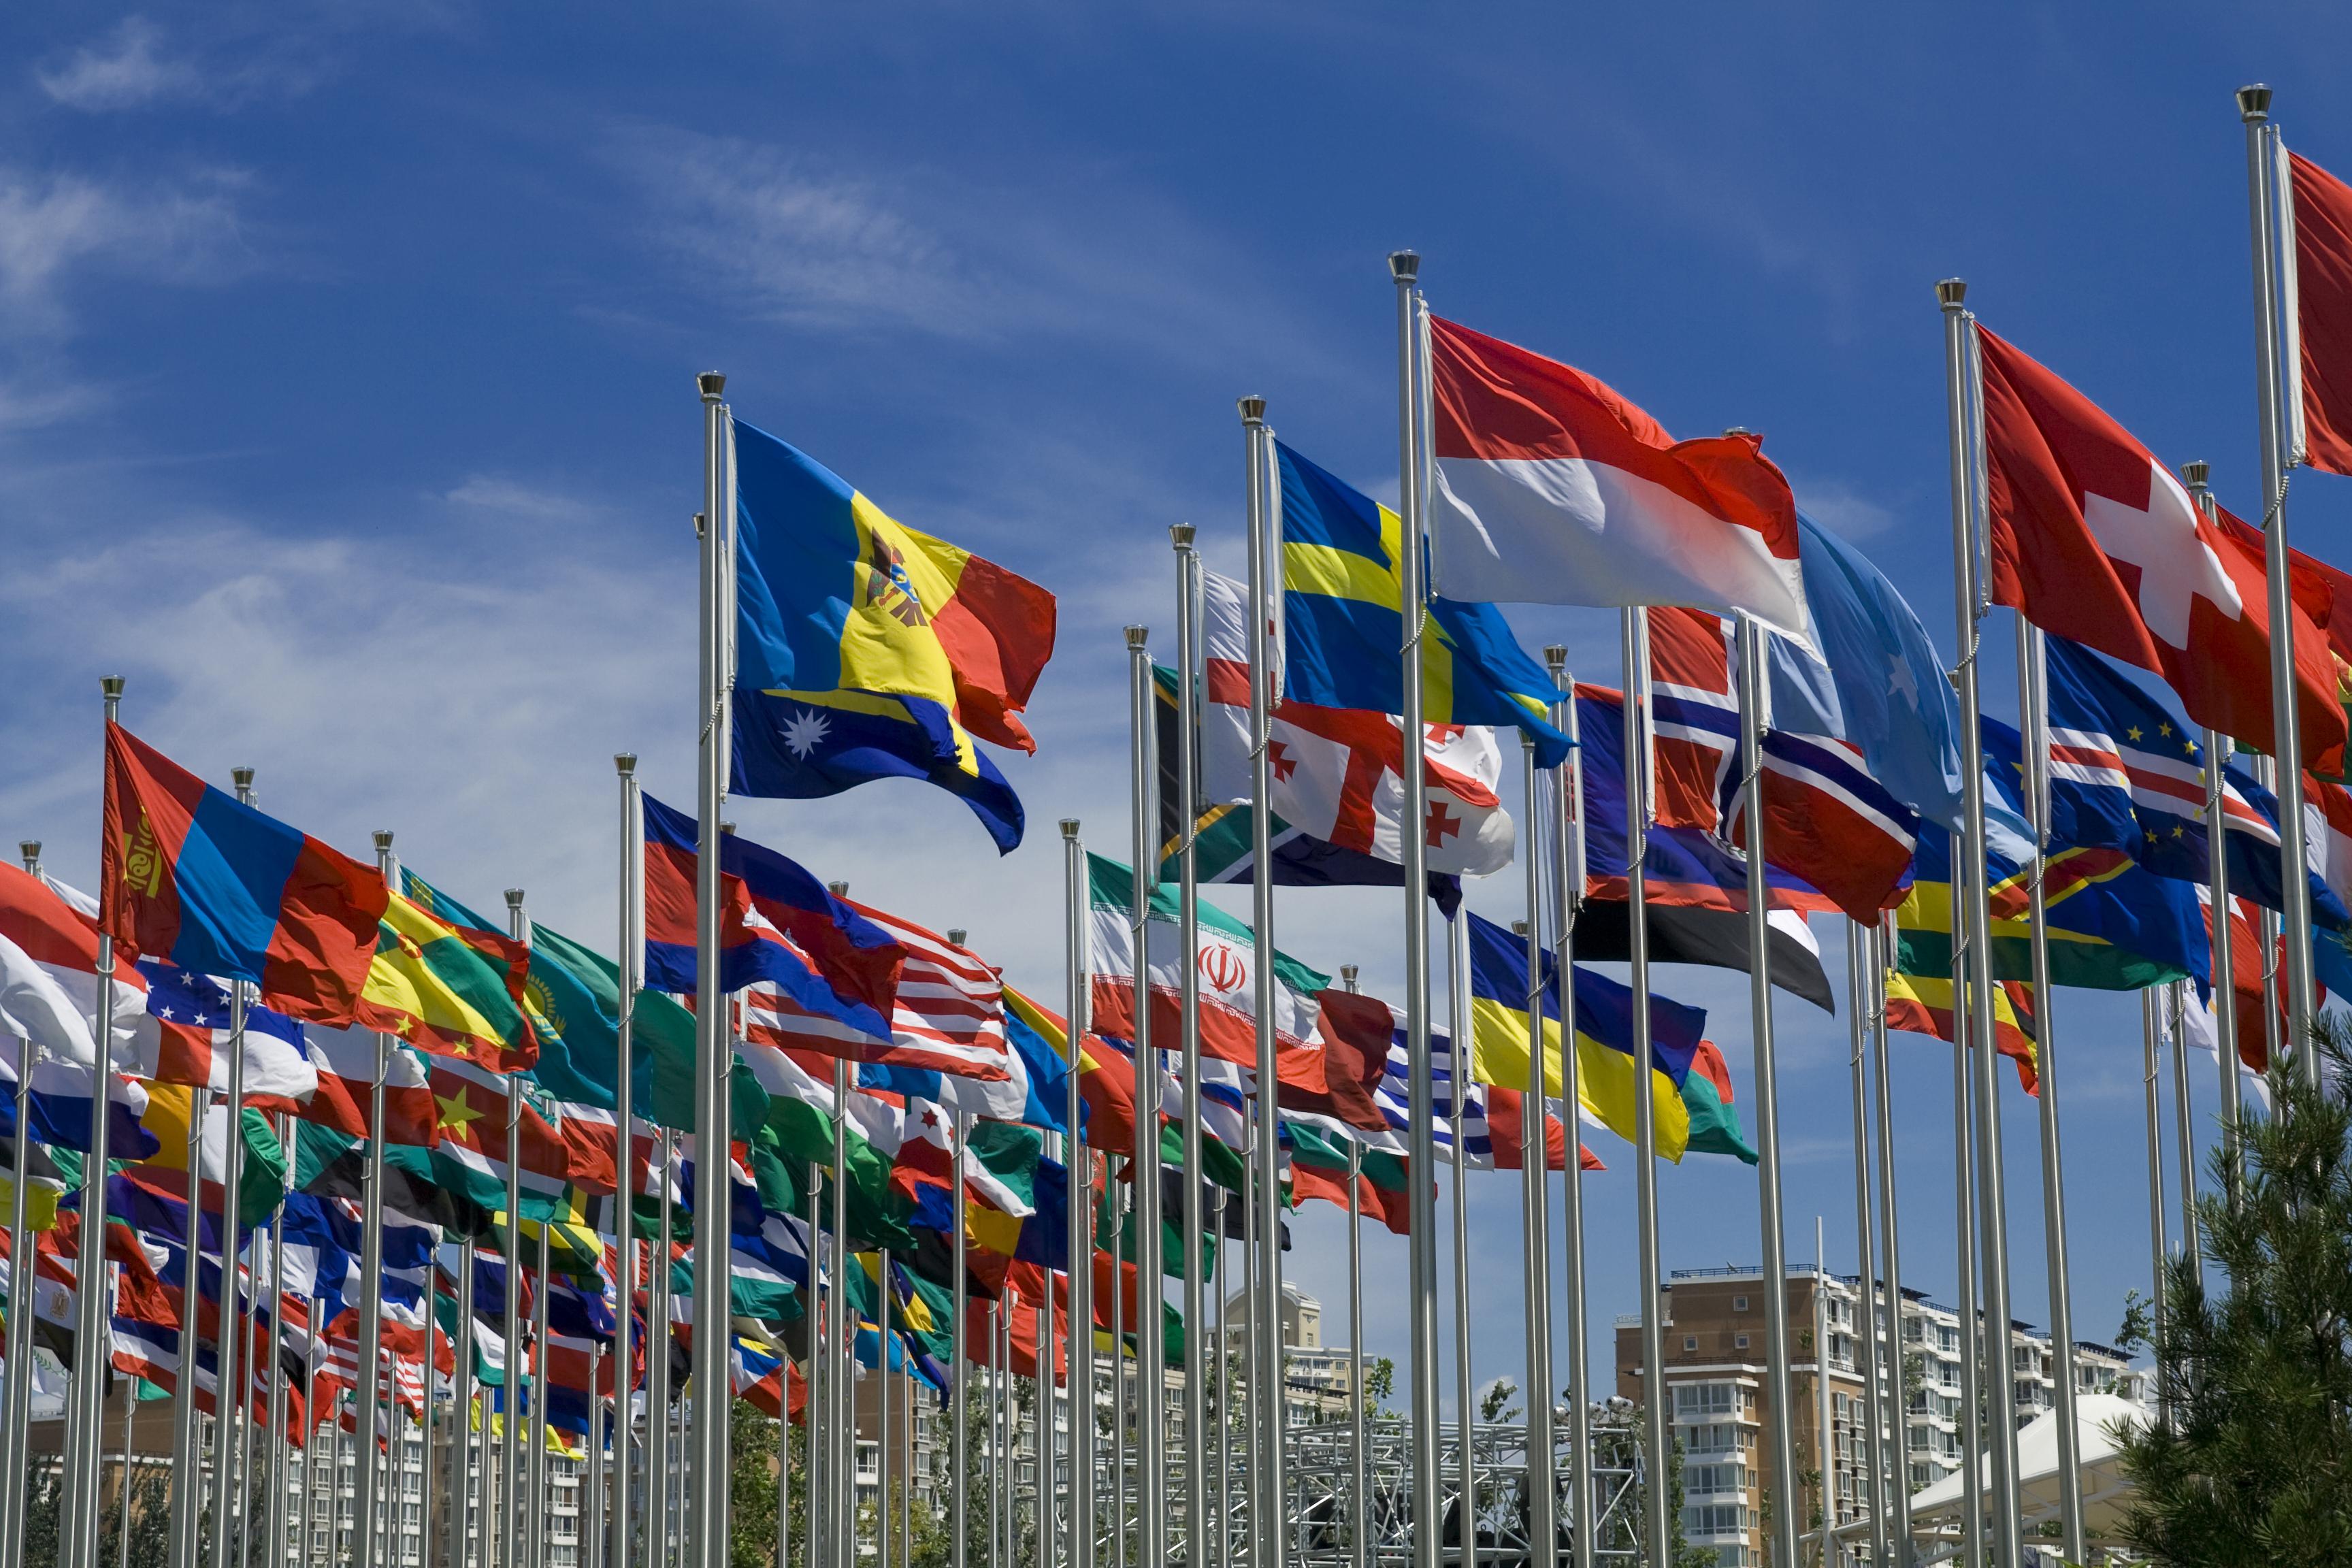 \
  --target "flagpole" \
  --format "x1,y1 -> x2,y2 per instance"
951,1105 -> 970,1568
1728,612 -> 1803,1568
2168,983 -> 2201,1290
348,829 -> 399,1568
1032,1262 -> 1049,1568
1120,623 -> 1166,1568
1947,869 -> 1983,1568
2140,992 -> 2168,1424
170,1047 -> 210,1563
615,753 -> 642,1568
1339,959 -> 1368,1568
1212,1186 -> 1231,1568
416,1241 -> 437,1568
2013,620 -> 2087,1562
2180,463 -> 2248,1200
880,1251 -> 896,1568
264,1113 -> 292,1568
453,1236 -> 476,1568
1386,248 -> 1441,1568
528,1223 -> 553,1568
1615,607 -> 1671,1565
1938,278 -> 2025,1565
1169,521 -> 1209,1568
1516,752 -> 1554,1568
821,880 -> 853,1568
1535,654 -> 1592,1568
1444,919 -> 1479,1568
1865,920 -> 1912,1568
691,368 -> 733,1568
2238,85 -> 2321,1070
649,1132 -> 675,1568
1058,820 -> 1096,1568
1844,928 -> 1889,1568
66,674 -> 126,1568
1237,397 -> 1286,1568
3,841 -> 42,1568
212,767 -> 258,1568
